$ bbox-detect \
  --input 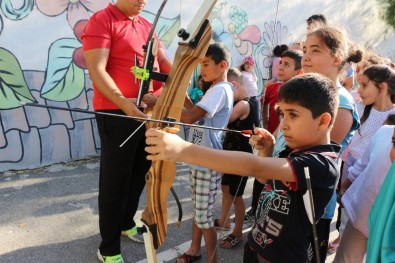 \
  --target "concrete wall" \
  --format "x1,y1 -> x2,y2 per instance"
1,0 -> 394,172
